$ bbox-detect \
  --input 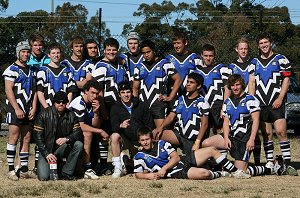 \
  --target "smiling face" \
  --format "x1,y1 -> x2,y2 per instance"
48,48 -> 61,64
104,45 -> 118,62
173,39 -> 188,54
119,89 -> 132,104
19,49 -> 30,62
258,38 -> 272,57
